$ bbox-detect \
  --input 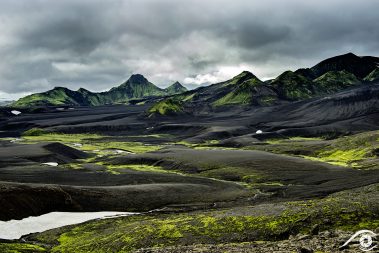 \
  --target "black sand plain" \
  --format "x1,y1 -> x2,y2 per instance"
0,83 -> 378,252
